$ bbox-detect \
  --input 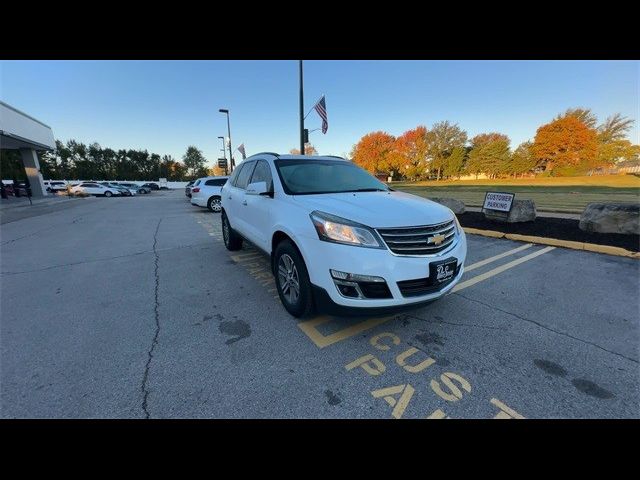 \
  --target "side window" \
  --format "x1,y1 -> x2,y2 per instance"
229,165 -> 244,187
194,180 -> 201,186
249,161 -> 273,189
234,162 -> 256,190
